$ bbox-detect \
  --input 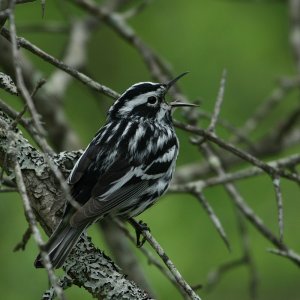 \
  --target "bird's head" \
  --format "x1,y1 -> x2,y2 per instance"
108,72 -> 197,122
